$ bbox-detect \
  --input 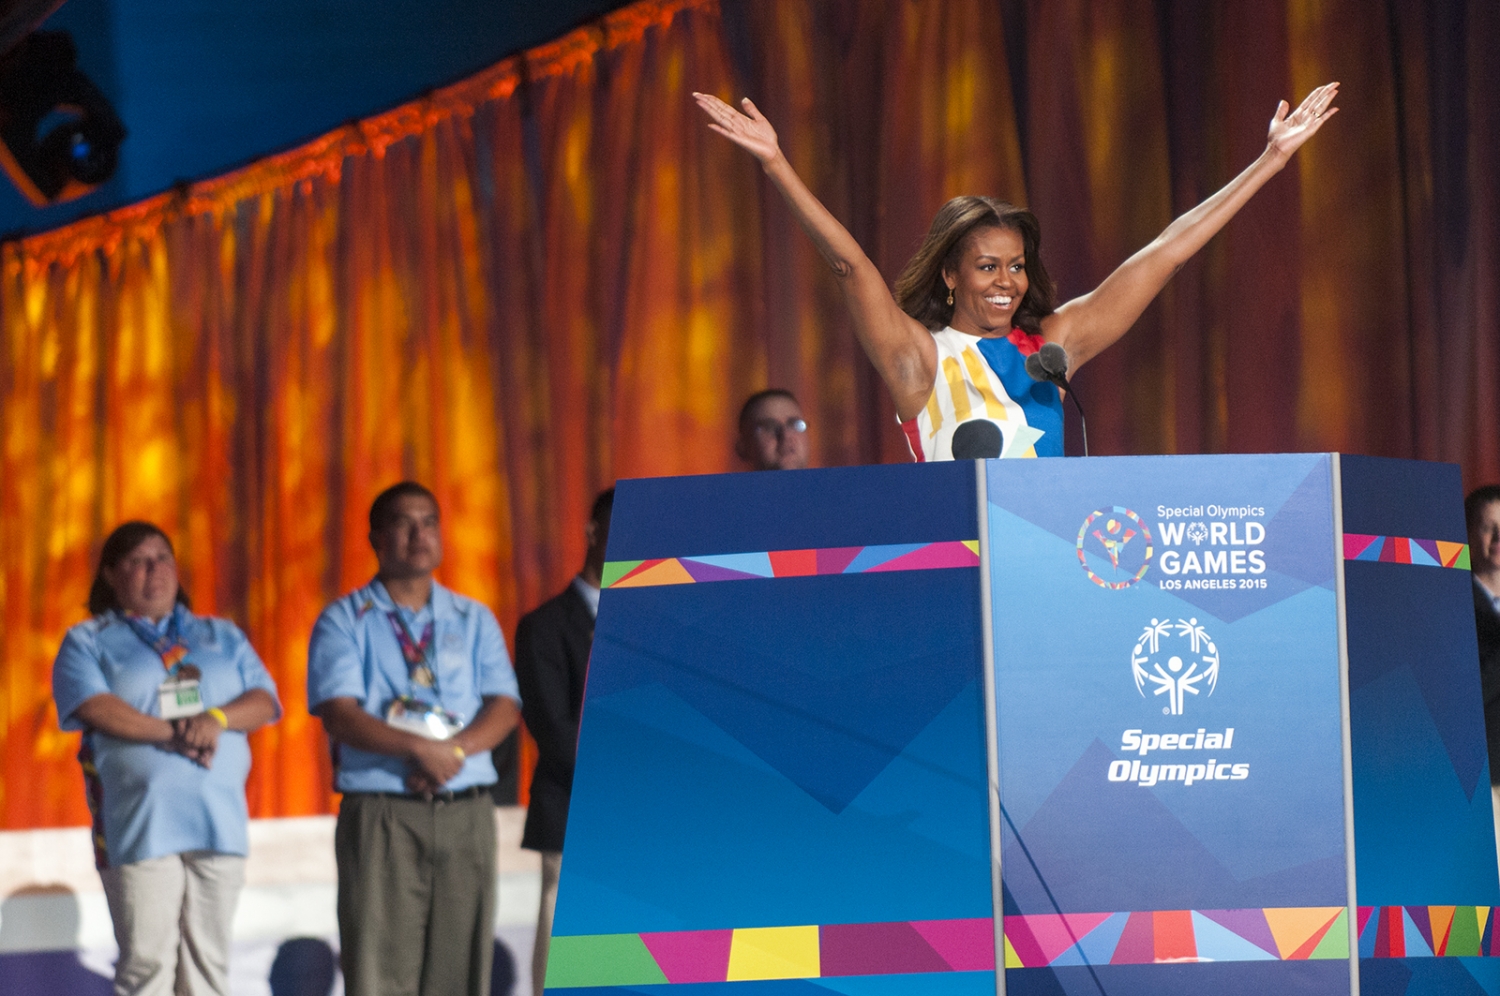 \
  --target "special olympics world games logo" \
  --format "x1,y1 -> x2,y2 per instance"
1132,617 -> 1221,716
1076,507 -> 1154,589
